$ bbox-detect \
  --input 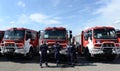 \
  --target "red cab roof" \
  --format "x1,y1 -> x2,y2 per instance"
83,26 -> 115,32
6,27 -> 37,32
45,27 -> 66,30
